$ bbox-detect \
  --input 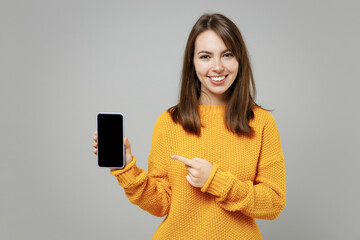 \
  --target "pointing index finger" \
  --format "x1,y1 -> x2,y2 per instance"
171,155 -> 195,167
